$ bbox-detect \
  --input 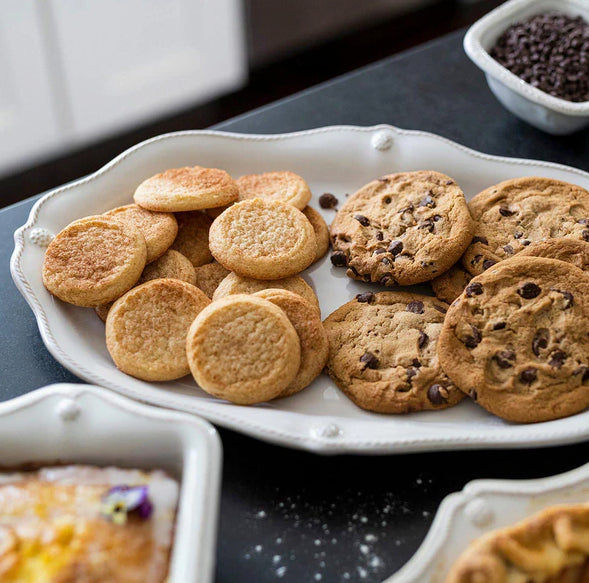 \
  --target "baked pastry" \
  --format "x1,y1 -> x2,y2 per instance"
139,249 -> 196,286
324,291 -> 464,413
106,279 -> 210,381
330,171 -> 474,285
104,203 -> 177,263
254,289 -> 329,396
186,295 -> 301,404
42,215 -> 146,307
431,263 -> 472,304
192,261 -> 230,299
303,205 -> 330,263
438,256 -> 589,423
170,211 -> 213,267
446,503 -> 589,583
134,166 -> 238,212
462,177 -> 589,276
0,465 -> 178,582
209,198 -> 316,279
517,237 -> 589,273
236,171 -> 311,210
212,272 -> 320,312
